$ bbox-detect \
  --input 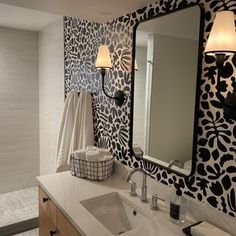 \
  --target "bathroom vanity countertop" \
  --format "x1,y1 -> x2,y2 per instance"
37,171 -> 185,236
